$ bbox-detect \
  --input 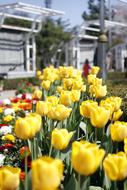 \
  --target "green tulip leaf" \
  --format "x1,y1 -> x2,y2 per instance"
64,174 -> 77,190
